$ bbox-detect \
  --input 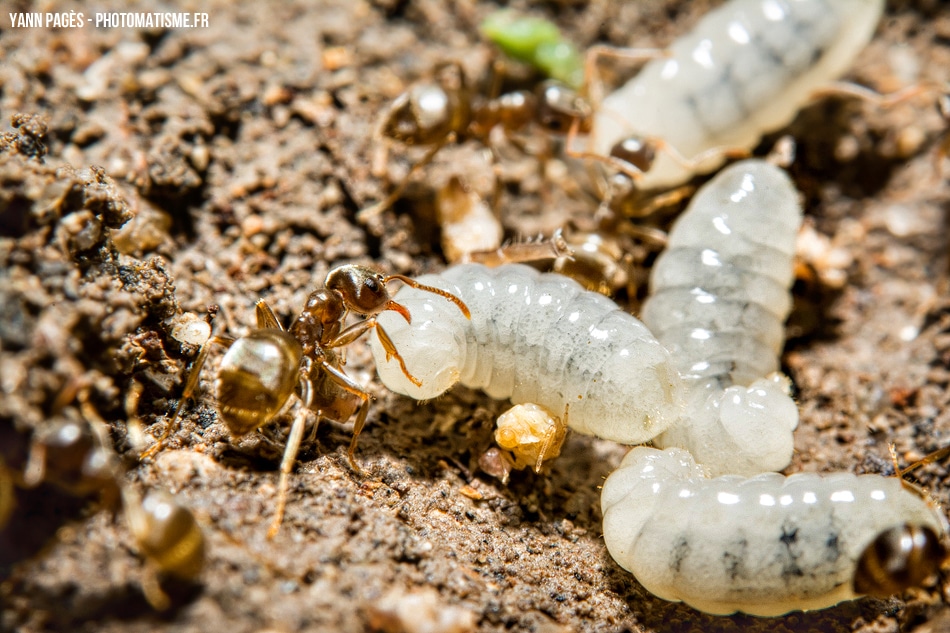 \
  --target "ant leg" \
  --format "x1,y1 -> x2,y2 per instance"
125,378 -> 147,452
466,229 -> 574,267
140,335 -> 235,460
357,135 -> 456,222
255,299 -> 283,330
811,80 -> 948,178
346,401 -> 371,475
268,400 -> 311,539
533,403 -> 568,473
624,185 -> 695,219
22,440 -> 48,488
373,323 -> 422,388
322,315 -> 425,388
0,460 -> 13,530
583,44 -> 666,114
384,274 -> 471,319
330,318 -> 380,346
652,138 -> 751,174
886,443 -> 950,496
486,54 -> 506,101
808,80 -> 937,109
121,486 -> 171,610
615,222 -> 669,247
312,361 -> 371,473
534,425 -> 557,474
933,94 -> 950,182
140,566 -> 171,611
898,444 -> 950,478
574,134 -> 750,182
